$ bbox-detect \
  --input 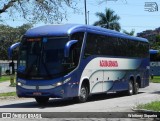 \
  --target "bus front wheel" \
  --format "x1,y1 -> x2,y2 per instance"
35,97 -> 49,104
77,85 -> 88,103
